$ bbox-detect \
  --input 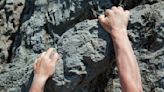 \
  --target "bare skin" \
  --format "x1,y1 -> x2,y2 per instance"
29,6 -> 143,92
99,6 -> 143,92
29,48 -> 59,92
